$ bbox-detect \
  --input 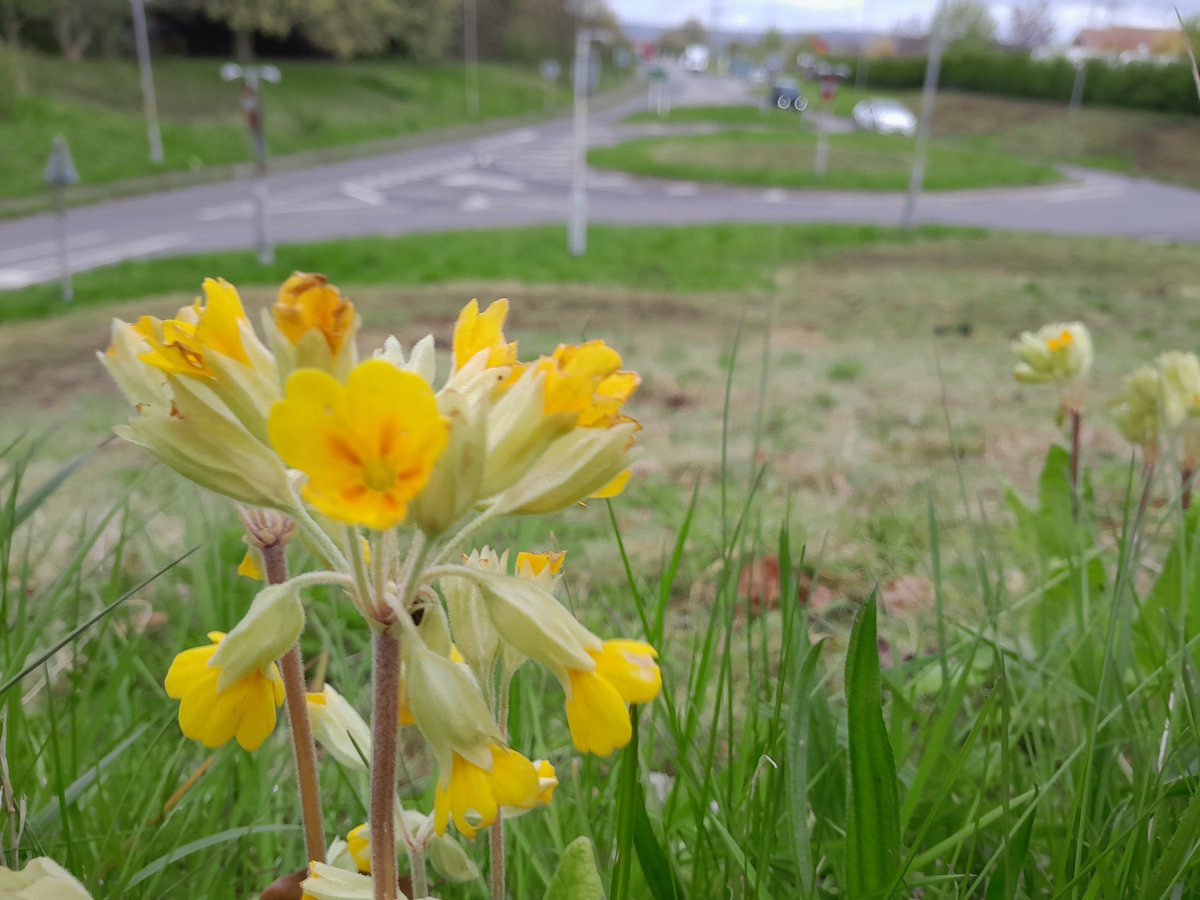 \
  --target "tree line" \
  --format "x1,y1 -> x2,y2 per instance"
0,0 -> 617,62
